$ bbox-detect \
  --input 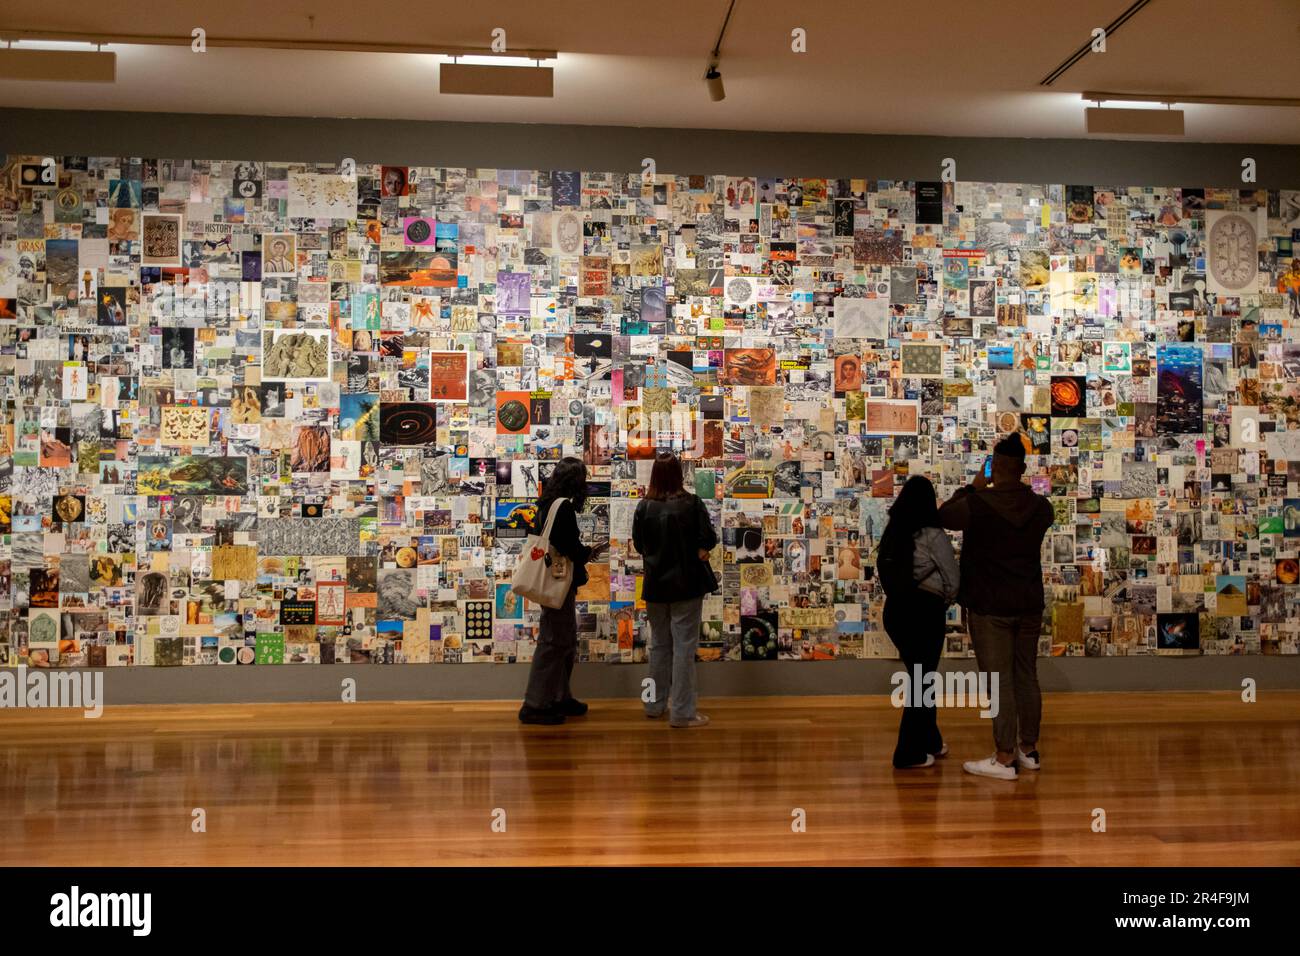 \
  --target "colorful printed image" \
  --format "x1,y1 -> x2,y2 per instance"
900,342 -> 943,377
1156,612 -> 1200,651
496,392 -> 532,434
0,152 -> 1292,675
428,351 -> 468,402
1156,344 -> 1204,435
865,400 -> 919,435
834,353 -> 862,392
496,583 -> 523,620
1050,376 -> 1086,417
721,348 -> 776,386
1102,341 -> 1132,373
137,456 -> 248,496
